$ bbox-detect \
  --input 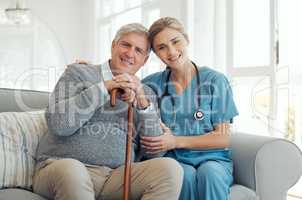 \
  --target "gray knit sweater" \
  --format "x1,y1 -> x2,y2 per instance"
36,63 -> 163,169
